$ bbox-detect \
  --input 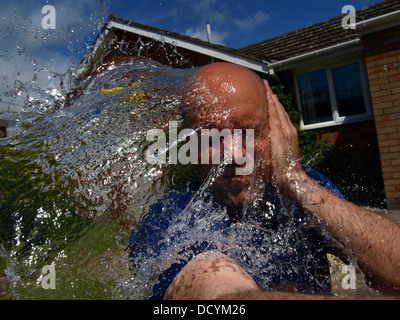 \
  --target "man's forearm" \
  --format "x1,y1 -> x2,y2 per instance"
289,170 -> 400,288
